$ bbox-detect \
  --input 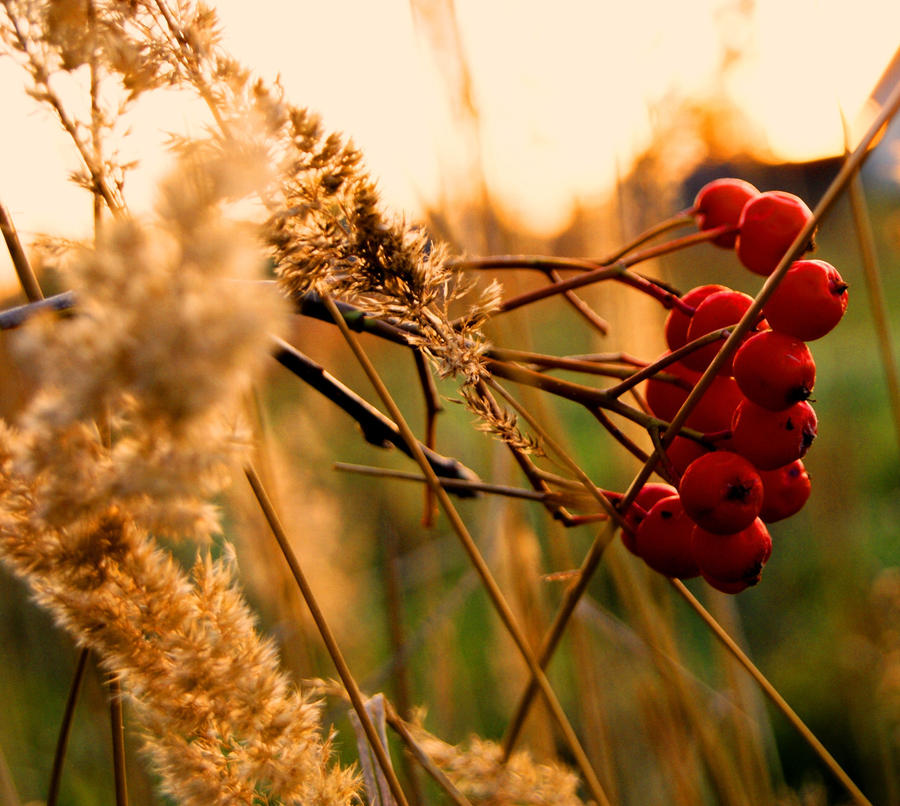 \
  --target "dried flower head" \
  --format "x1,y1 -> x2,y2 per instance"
408,720 -> 584,806
0,135 -> 359,800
